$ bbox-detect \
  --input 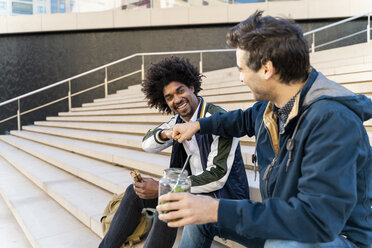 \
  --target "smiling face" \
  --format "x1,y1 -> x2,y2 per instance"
236,48 -> 273,102
163,81 -> 199,122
